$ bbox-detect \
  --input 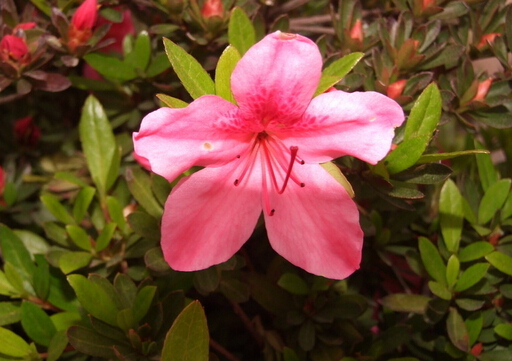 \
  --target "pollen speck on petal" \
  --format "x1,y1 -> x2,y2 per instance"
202,142 -> 214,150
